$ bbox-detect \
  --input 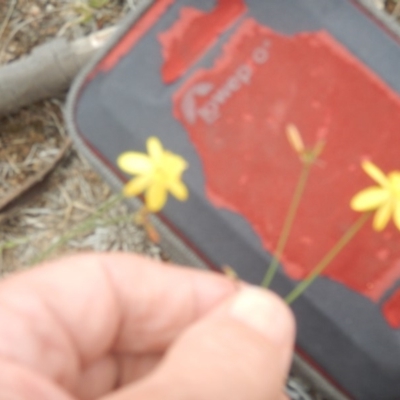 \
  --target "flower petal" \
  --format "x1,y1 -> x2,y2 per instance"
362,161 -> 388,187
145,182 -> 167,212
373,201 -> 392,231
286,124 -> 304,154
389,172 -> 400,194
147,137 -> 164,161
123,175 -> 150,197
117,152 -> 152,175
350,187 -> 389,211
168,180 -> 189,201
394,200 -> 400,232
162,152 -> 188,177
